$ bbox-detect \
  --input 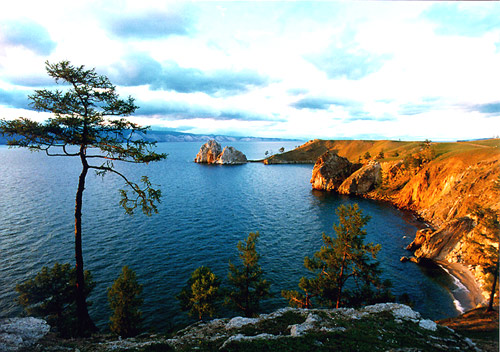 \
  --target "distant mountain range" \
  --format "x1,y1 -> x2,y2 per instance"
0,130 -> 300,145
138,130 -> 299,143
